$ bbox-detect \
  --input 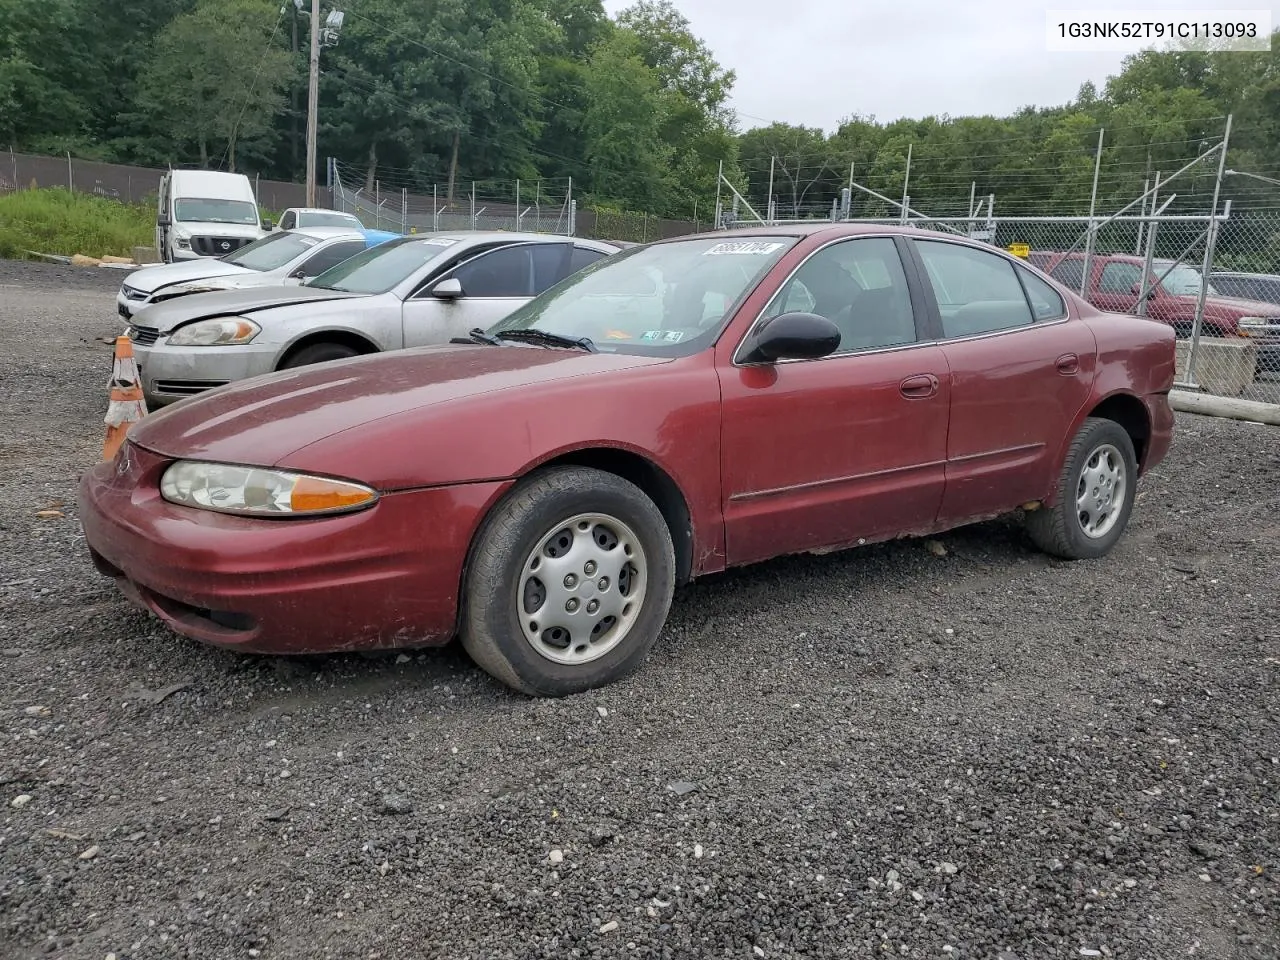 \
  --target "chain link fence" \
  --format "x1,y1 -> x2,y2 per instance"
330,163 -> 701,244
